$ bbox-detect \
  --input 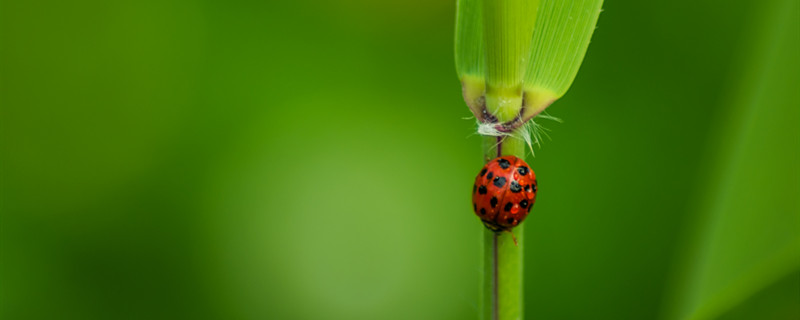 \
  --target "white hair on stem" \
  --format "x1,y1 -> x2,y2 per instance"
475,112 -> 562,157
